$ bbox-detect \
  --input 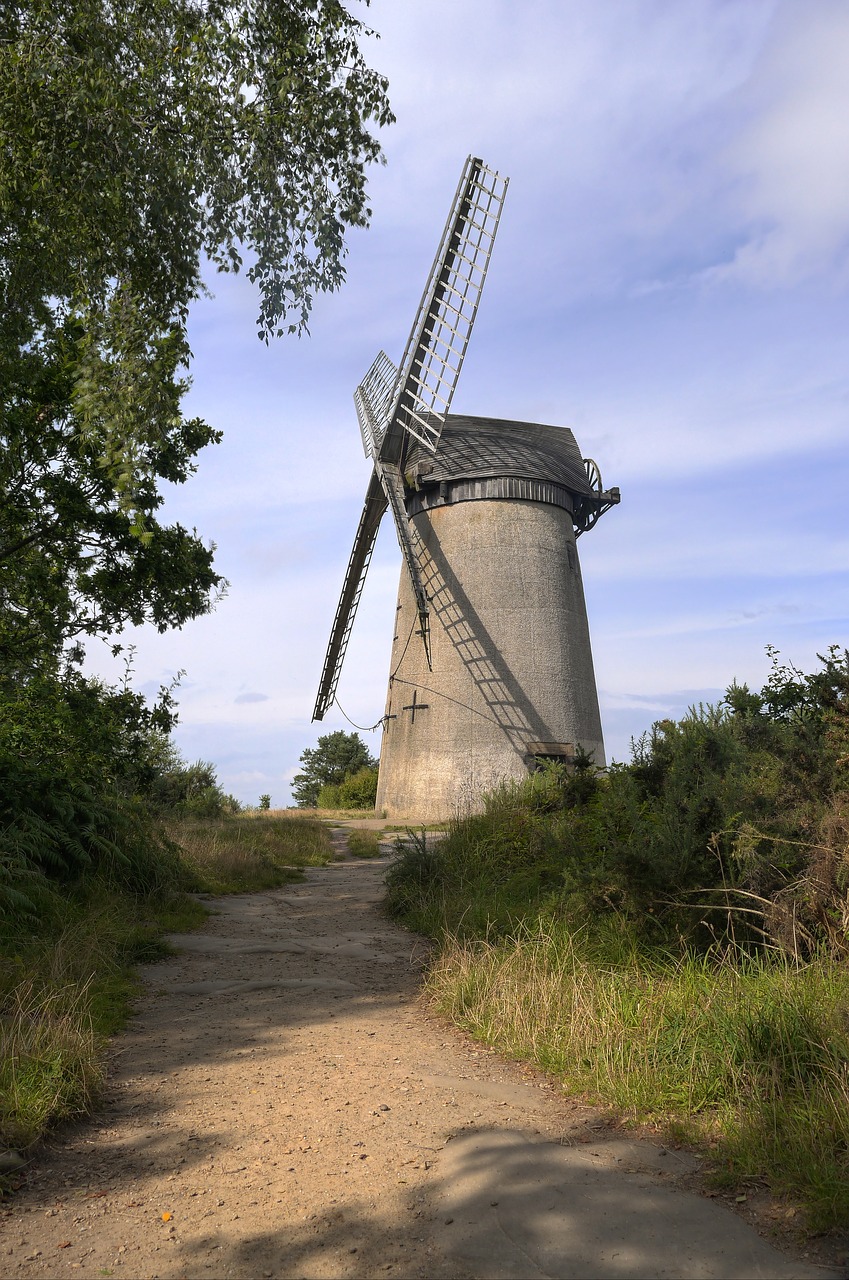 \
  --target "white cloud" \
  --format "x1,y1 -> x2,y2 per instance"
708,0 -> 849,285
